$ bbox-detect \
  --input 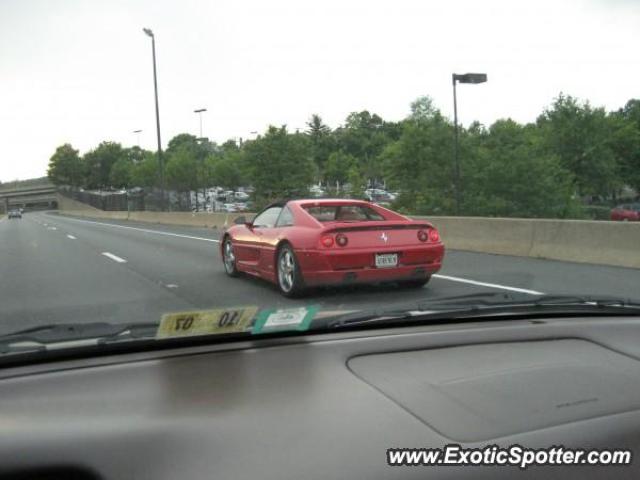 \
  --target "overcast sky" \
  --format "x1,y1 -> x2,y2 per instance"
1,0 -> 638,182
